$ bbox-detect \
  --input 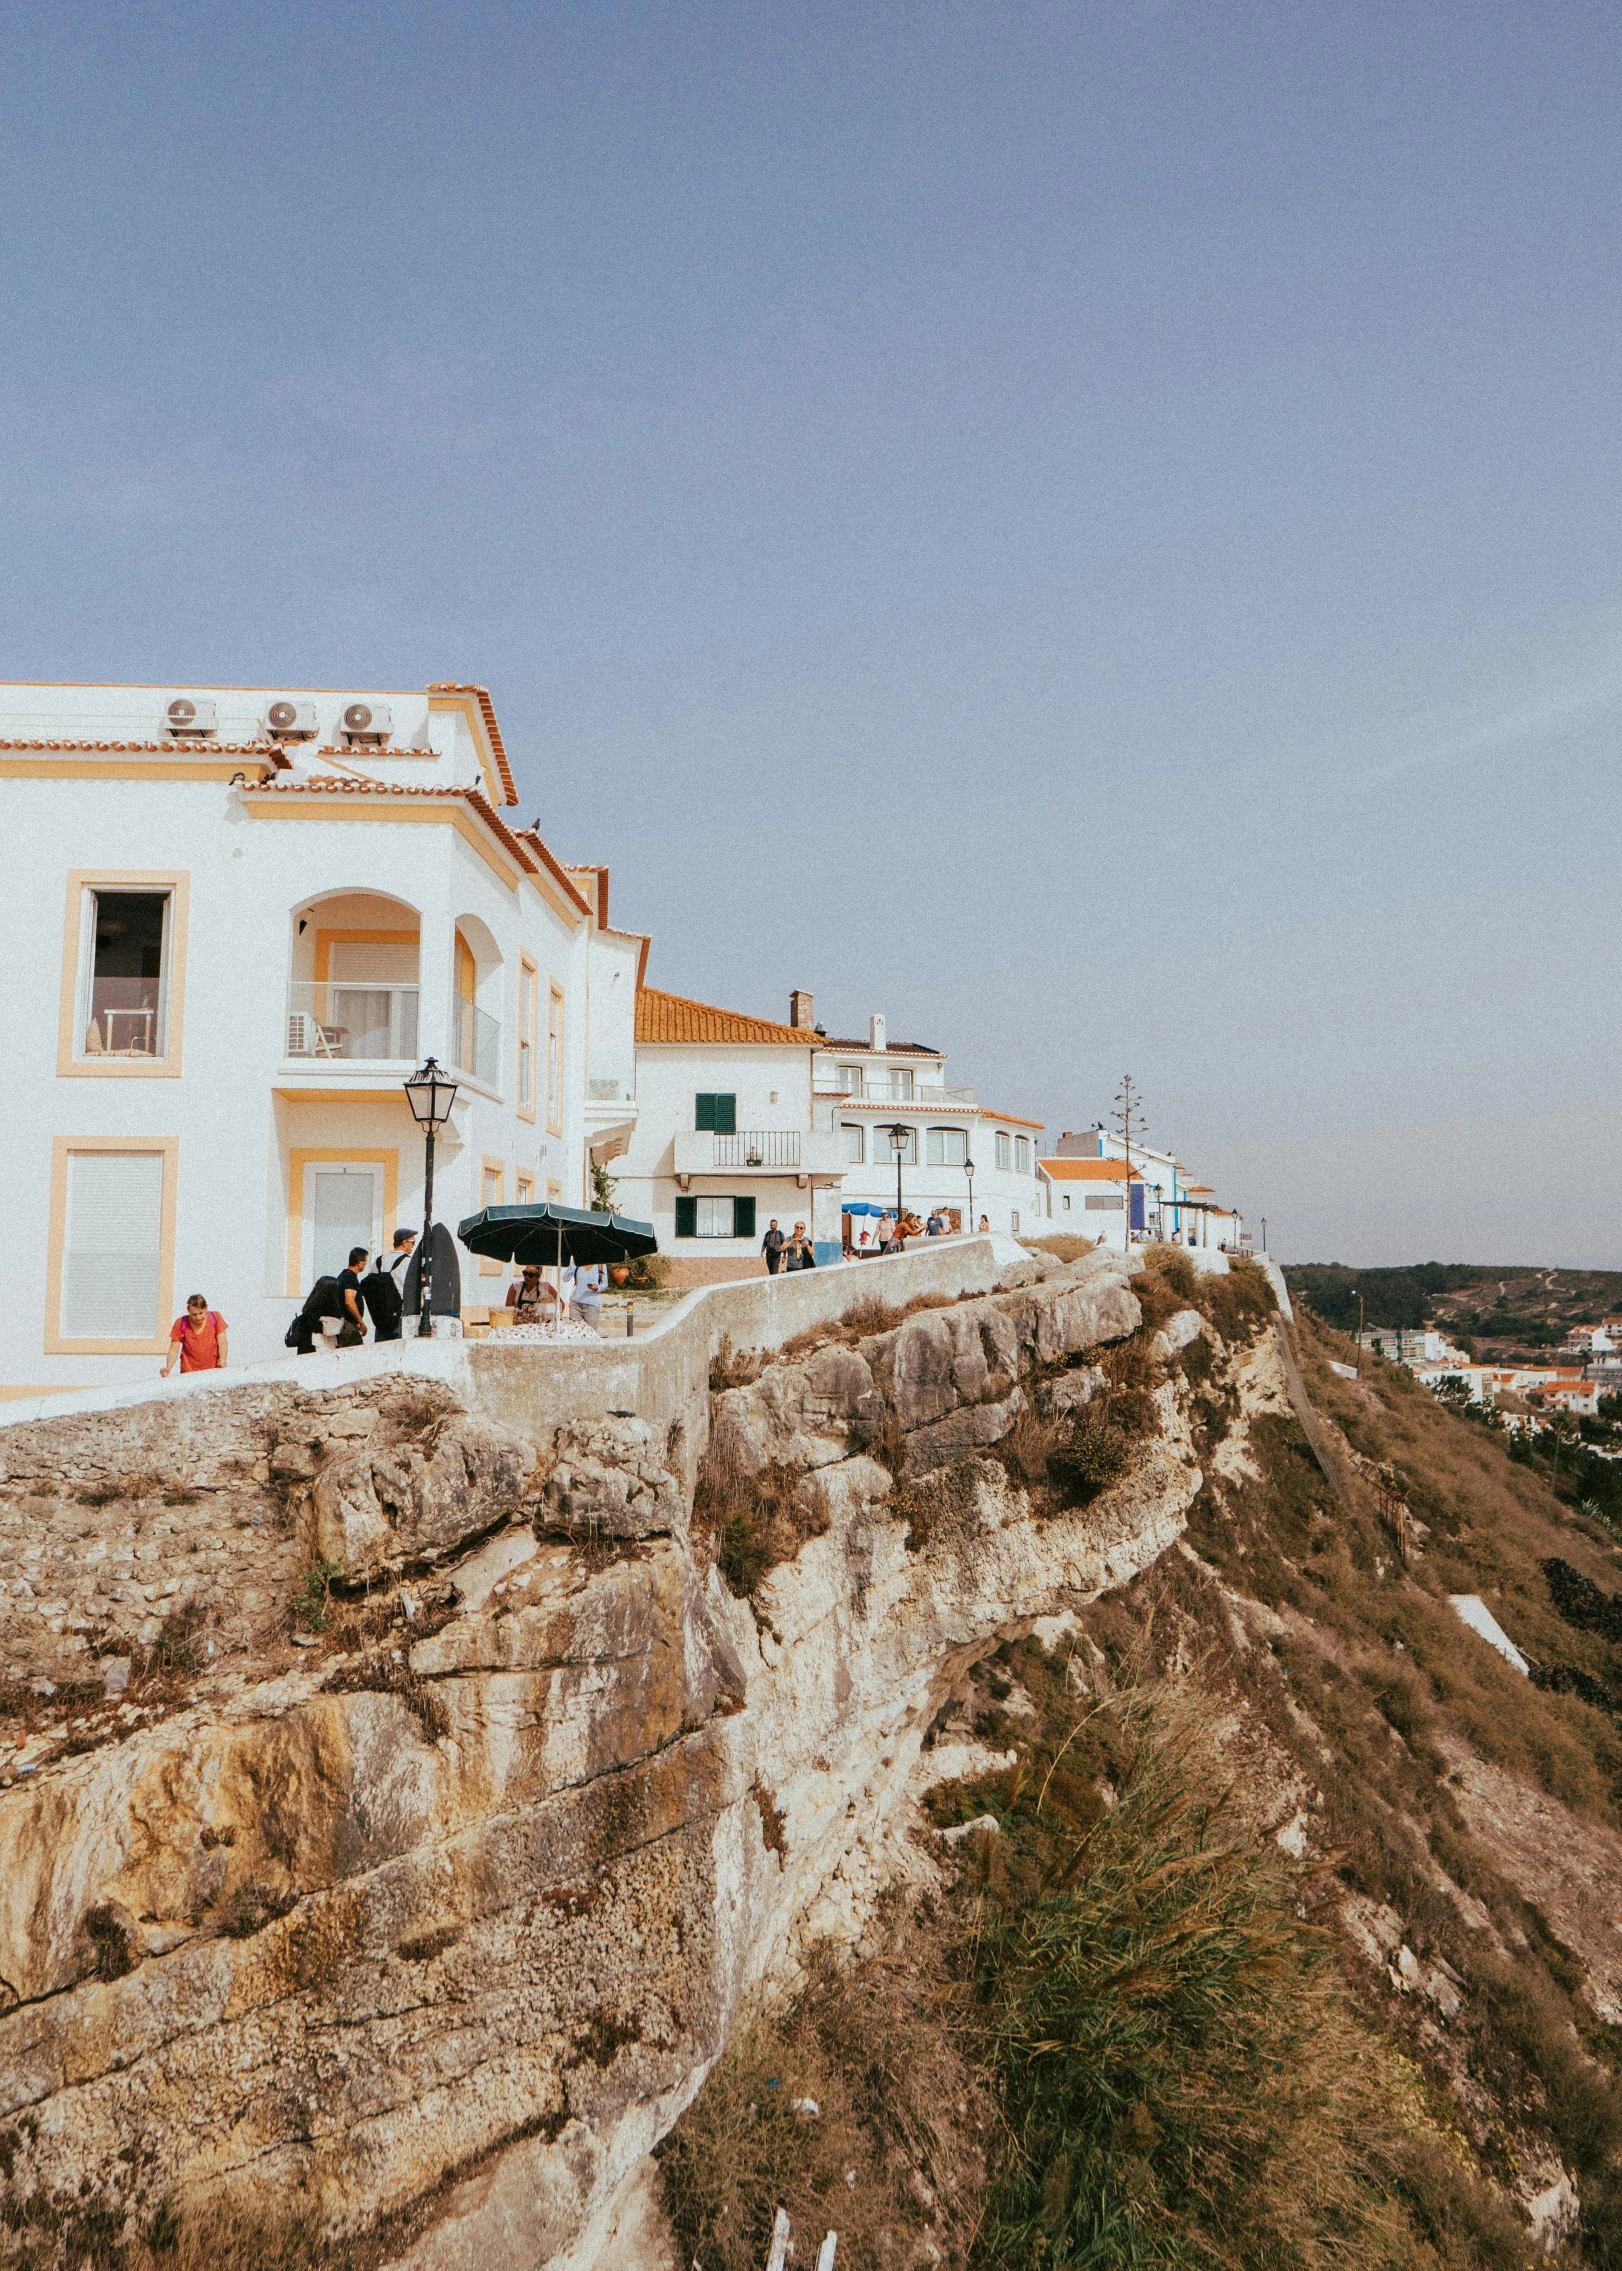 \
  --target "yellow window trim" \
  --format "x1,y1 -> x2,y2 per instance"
57,870 -> 191,1081
546,982 -> 565,1137
45,1135 -> 179,1355
478,1157 -> 506,1274
285,1148 -> 400,1297
517,954 -> 538,1125
312,927 -> 419,983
